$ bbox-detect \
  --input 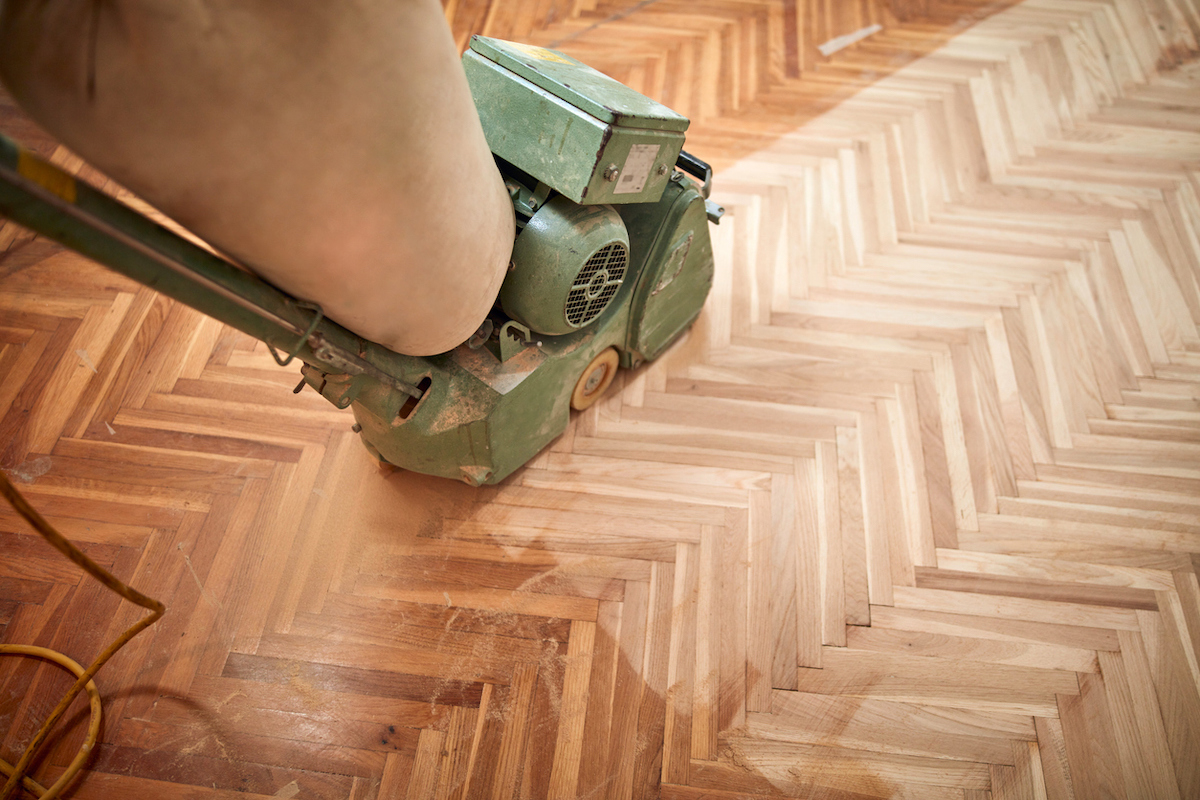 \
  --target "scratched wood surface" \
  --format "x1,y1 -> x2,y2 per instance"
3,0 -> 1200,798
